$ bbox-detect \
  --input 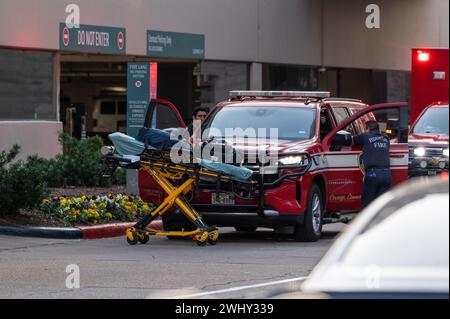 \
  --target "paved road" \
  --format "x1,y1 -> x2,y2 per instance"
0,224 -> 345,299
